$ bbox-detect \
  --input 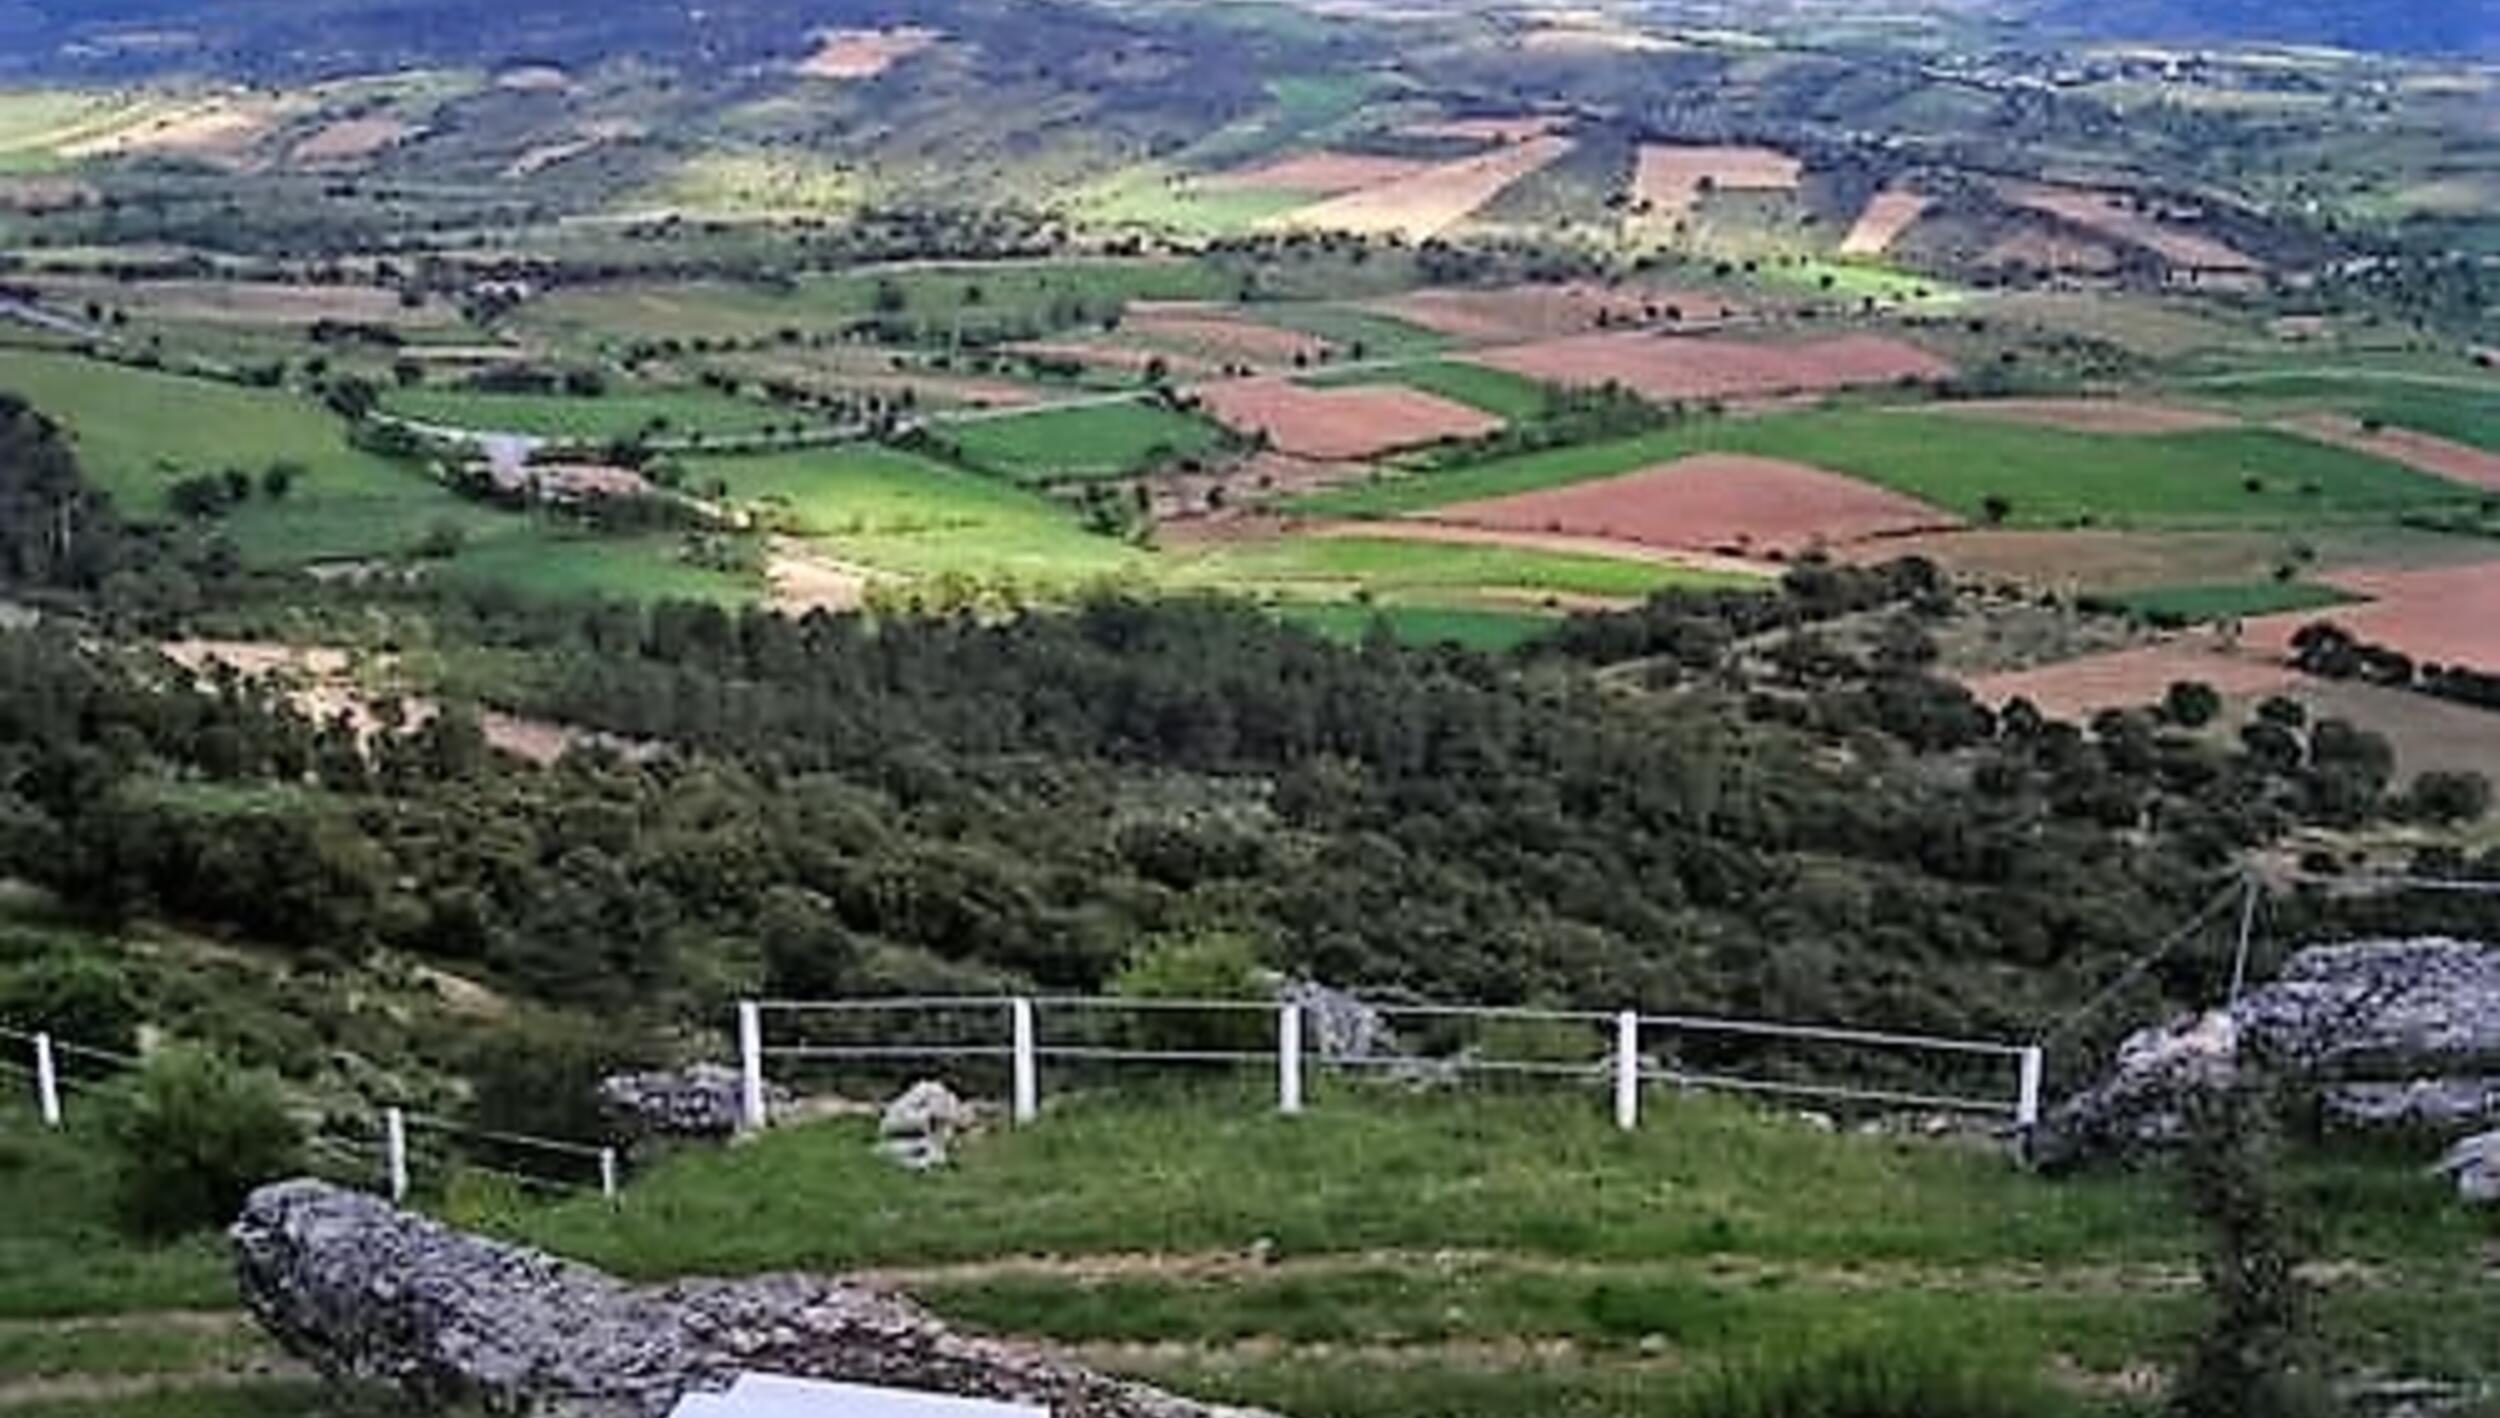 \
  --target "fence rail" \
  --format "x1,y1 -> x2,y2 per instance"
0,1021 -> 619,1204
740,996 -> 2044,1143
